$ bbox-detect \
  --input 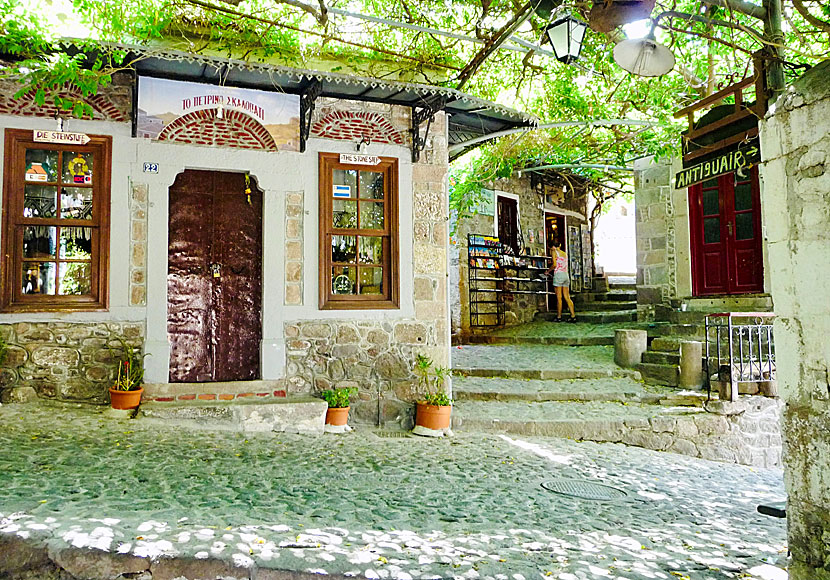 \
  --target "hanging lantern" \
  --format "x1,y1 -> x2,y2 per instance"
544,13 -> 588,65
